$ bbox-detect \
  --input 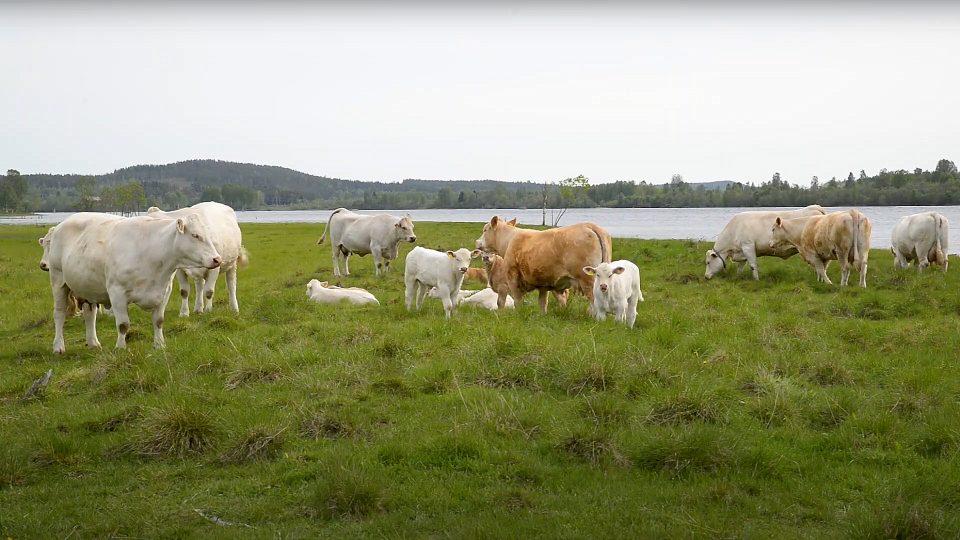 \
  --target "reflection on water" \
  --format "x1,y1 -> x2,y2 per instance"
4,206 -> 960,251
